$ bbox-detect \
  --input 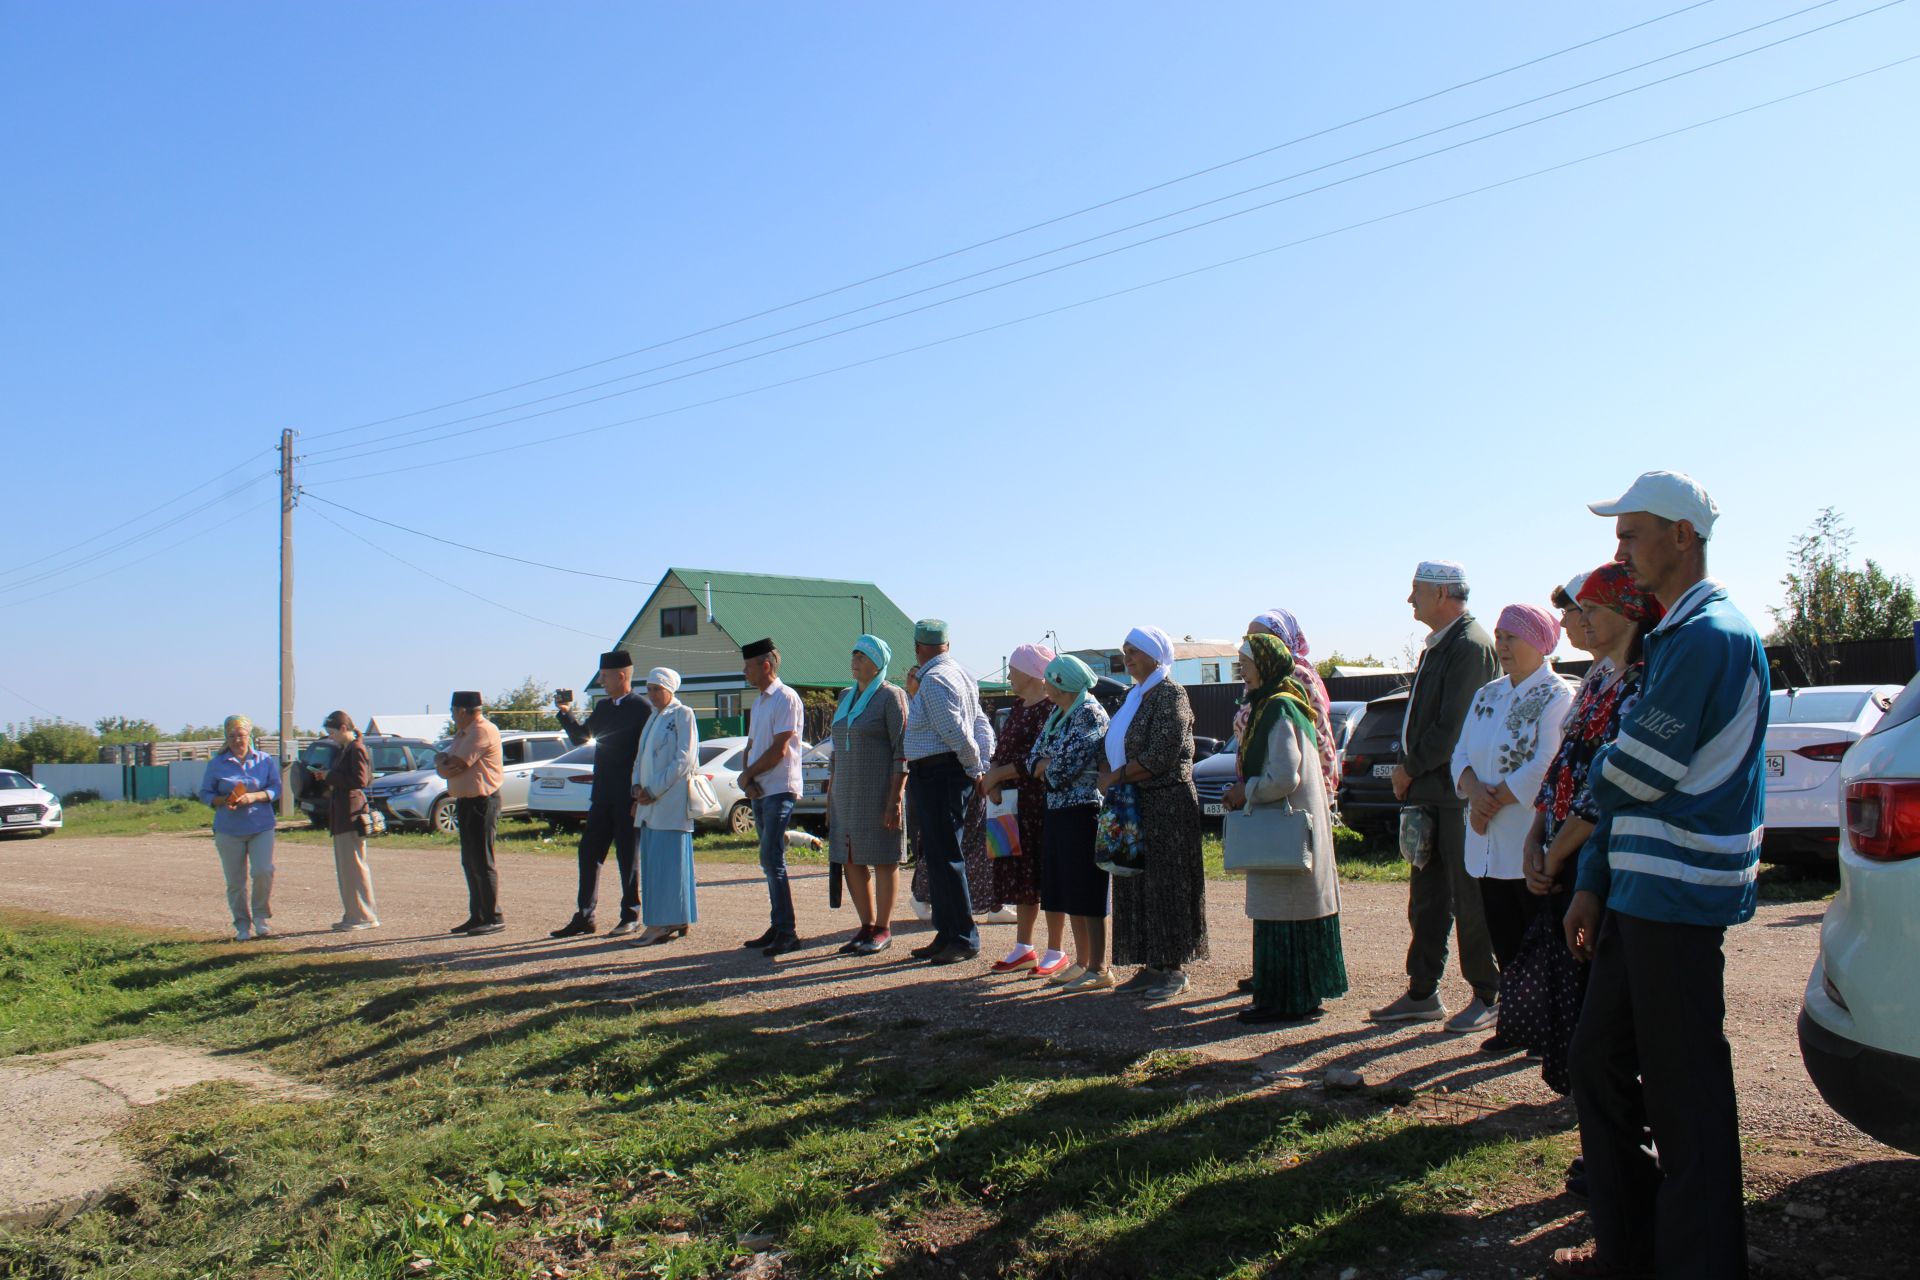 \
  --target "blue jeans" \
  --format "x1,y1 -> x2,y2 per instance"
753,793 -> 797,933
